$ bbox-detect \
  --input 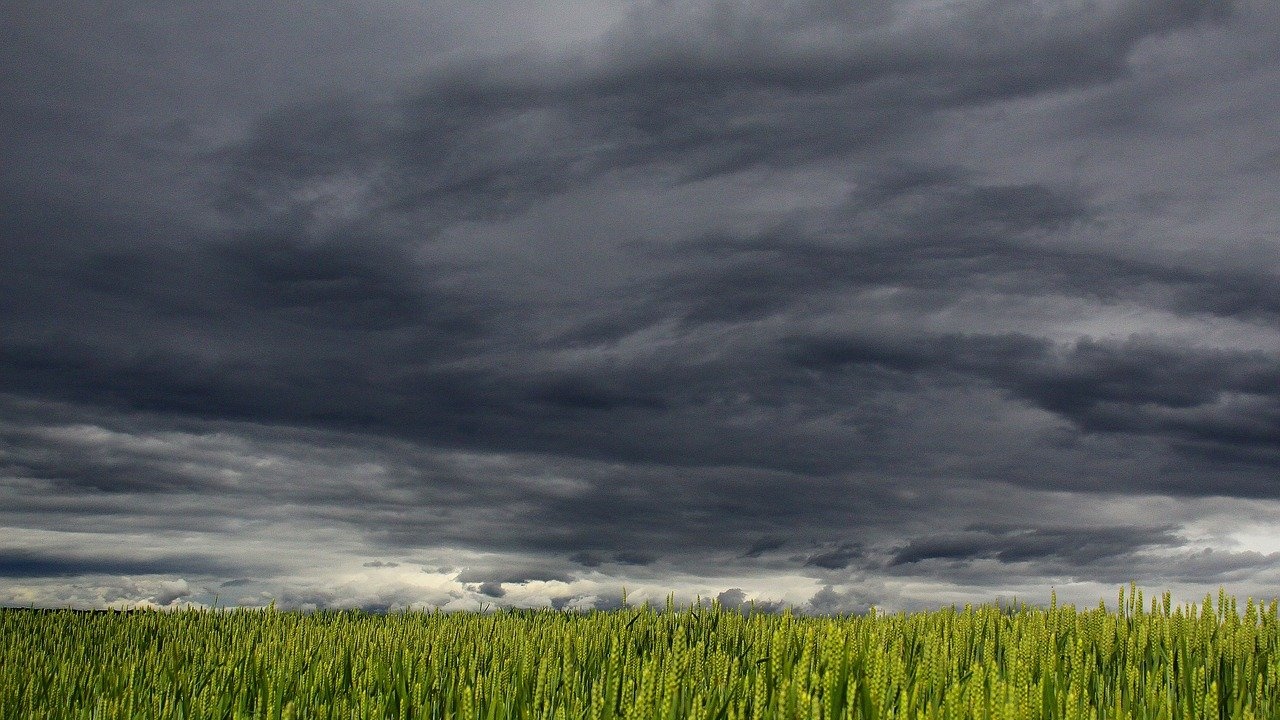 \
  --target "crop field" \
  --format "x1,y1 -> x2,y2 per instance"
3,587 -> 1279,719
